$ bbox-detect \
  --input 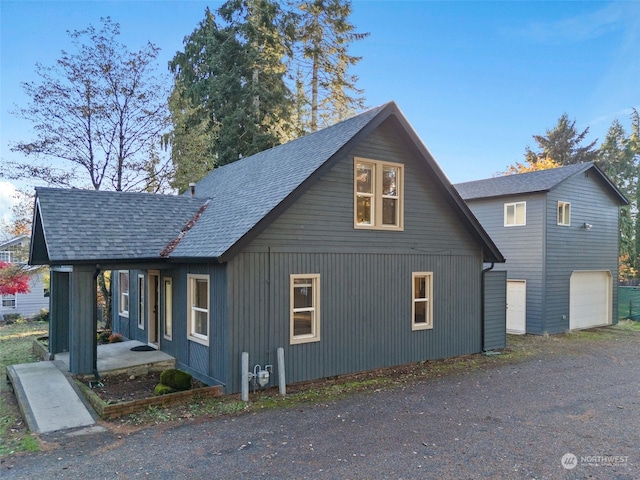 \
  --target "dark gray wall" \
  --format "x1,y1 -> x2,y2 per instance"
484,270 -> 506,350
223,119 -> 486,393
226,251 -> 482,393
466,171 -> 622,334
49,270 -> 70,355
544,172 -> 620,331
170,263 -> 228,387
465,193 -> 546,333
